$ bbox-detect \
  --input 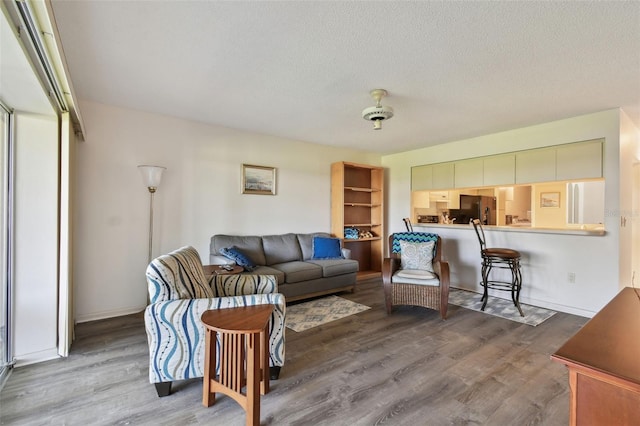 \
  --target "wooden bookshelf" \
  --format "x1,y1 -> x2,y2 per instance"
331,162 -> 384,281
